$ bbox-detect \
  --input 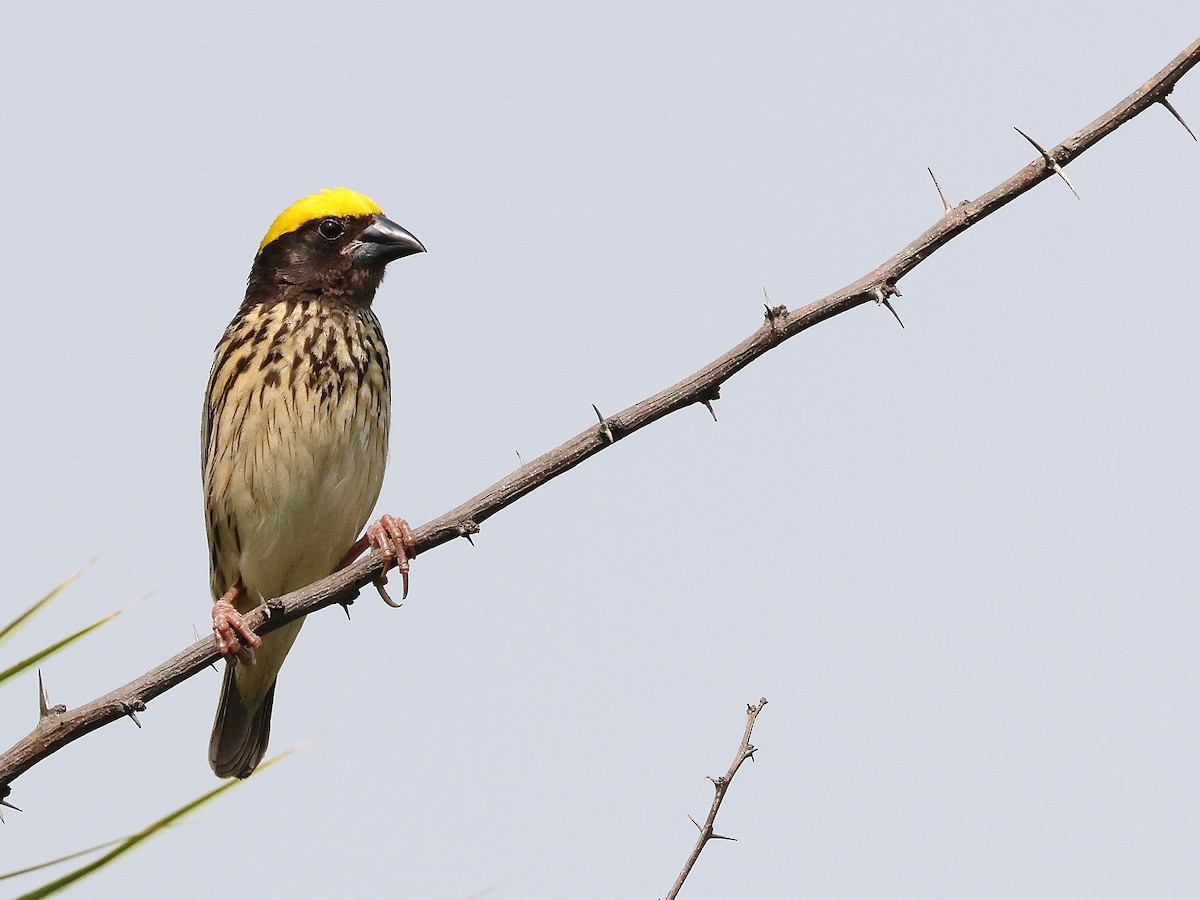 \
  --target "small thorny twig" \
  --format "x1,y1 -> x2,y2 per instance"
665,698 -> 768,900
